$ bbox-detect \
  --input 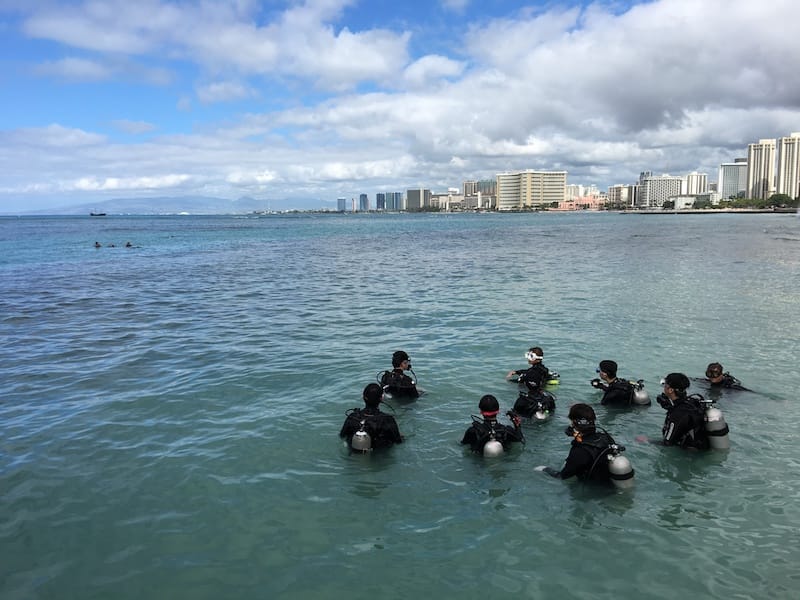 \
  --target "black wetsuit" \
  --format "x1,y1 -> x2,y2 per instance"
599,378 -> 635,407
710,373 -> 748,391
544,431 -> 614,481
514,363 -> 551,388
661,396 -> 709,450
340,407 -> 403,450
513,390 -> 556,418
461,418 -> 524,454
380,368 -> 419,398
